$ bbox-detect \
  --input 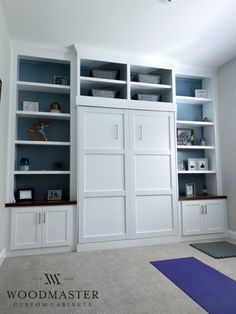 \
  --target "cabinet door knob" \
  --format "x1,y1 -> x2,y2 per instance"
38,212 -> 41,224
44,212 -> 46,224
205,205 -> 207,214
